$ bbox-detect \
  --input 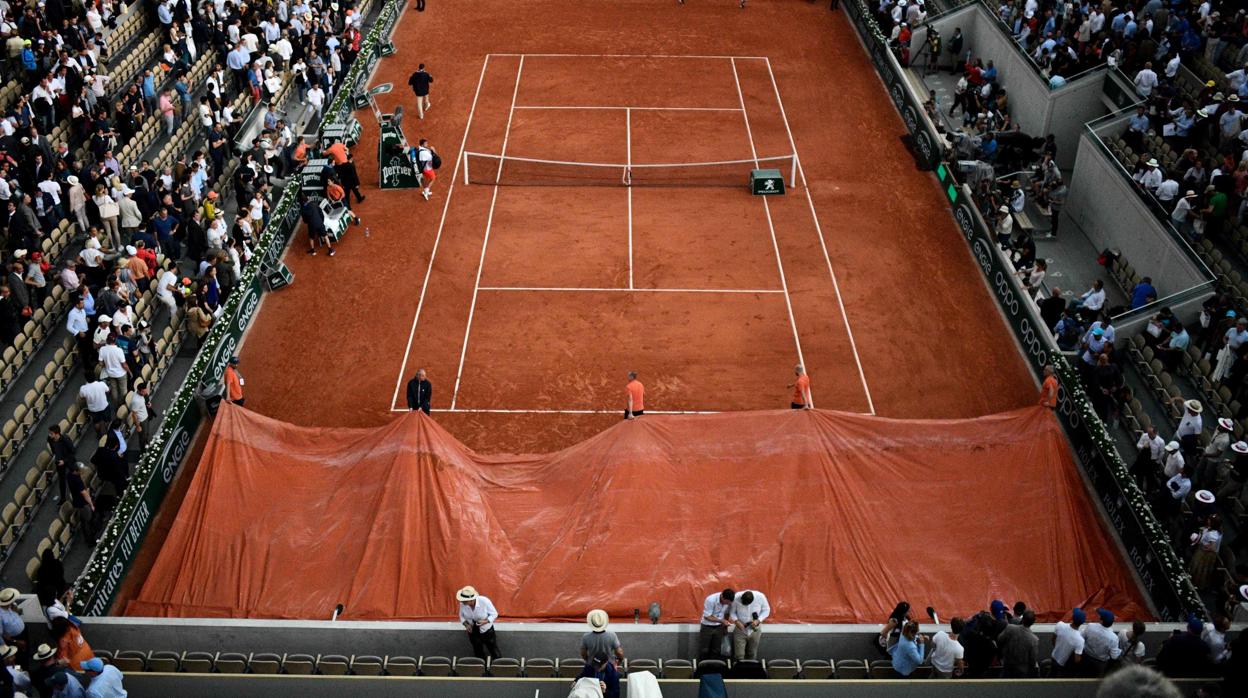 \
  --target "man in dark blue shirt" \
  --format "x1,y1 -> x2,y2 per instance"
576,653 -> 620,698
150,207 -> 181,259
1131,277 -> 1157,309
